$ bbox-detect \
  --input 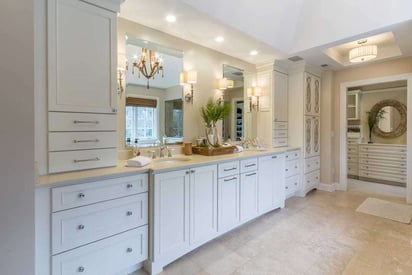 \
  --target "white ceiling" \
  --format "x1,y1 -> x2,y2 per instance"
119,0 -> 412,70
